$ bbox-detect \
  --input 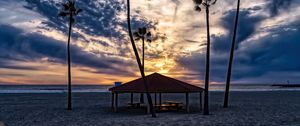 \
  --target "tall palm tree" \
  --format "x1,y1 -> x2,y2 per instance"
126,0 -> 156,117
133,27 -> 152,103
58,0 -> 82,110
193,0 -> 217,115
224,0 -> 240,108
